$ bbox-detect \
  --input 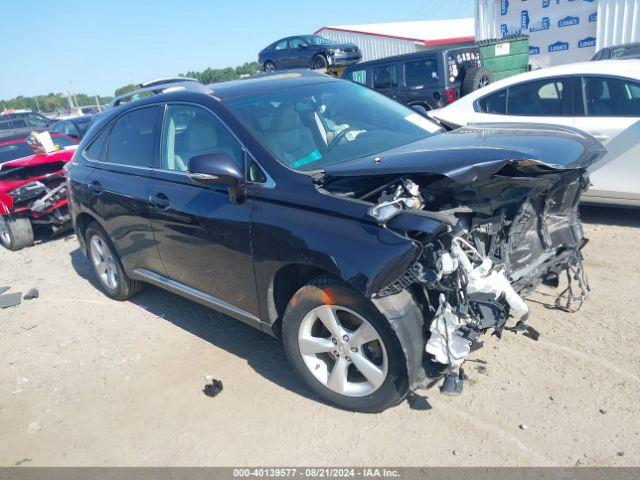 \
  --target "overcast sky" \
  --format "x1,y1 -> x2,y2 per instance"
2,0 -> 474,98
